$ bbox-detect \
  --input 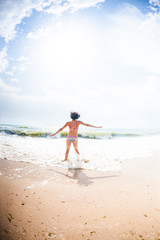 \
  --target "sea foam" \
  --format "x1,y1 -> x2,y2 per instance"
1,127 -> 160,171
